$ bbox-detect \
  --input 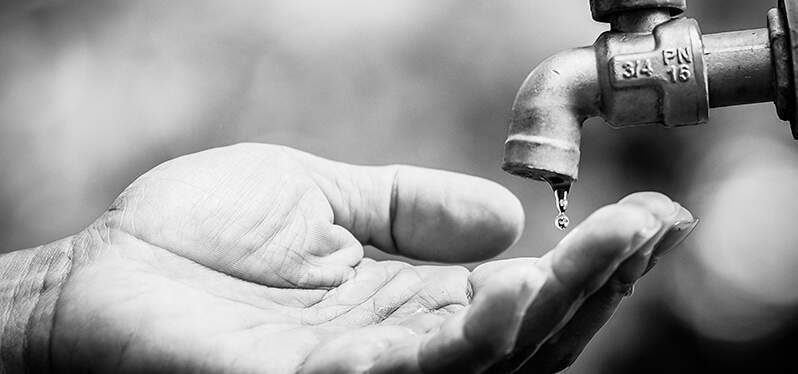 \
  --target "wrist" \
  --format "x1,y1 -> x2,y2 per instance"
0,236 -> 75,373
